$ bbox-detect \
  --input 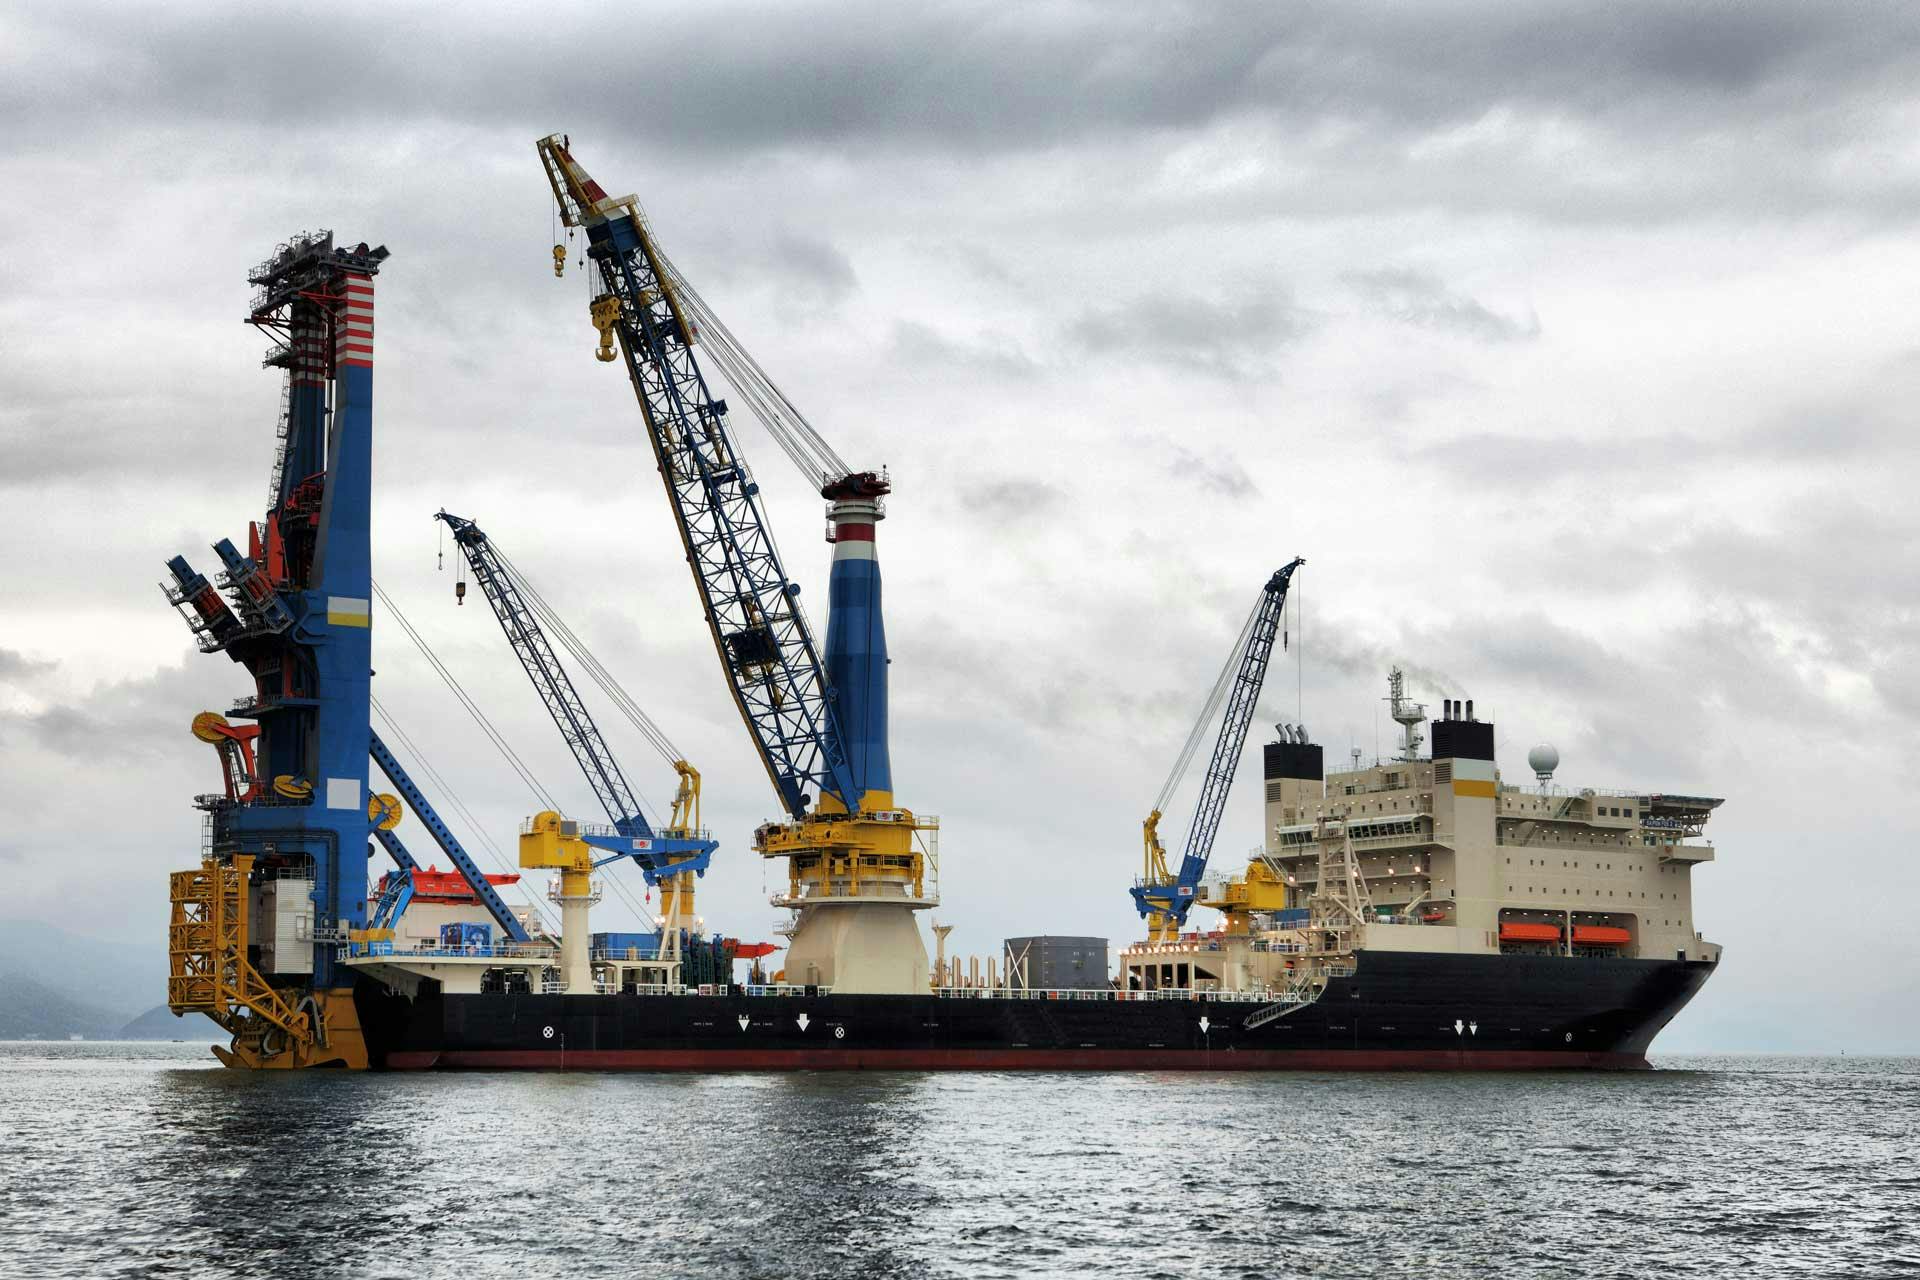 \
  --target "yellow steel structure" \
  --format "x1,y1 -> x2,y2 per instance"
518,811 -> 597,896
1138,809 -> 1181,943
167,853 -> 368,1069
1199,858 -> 1293,934
756,797 -> 935,909
657,760 -> 704,922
